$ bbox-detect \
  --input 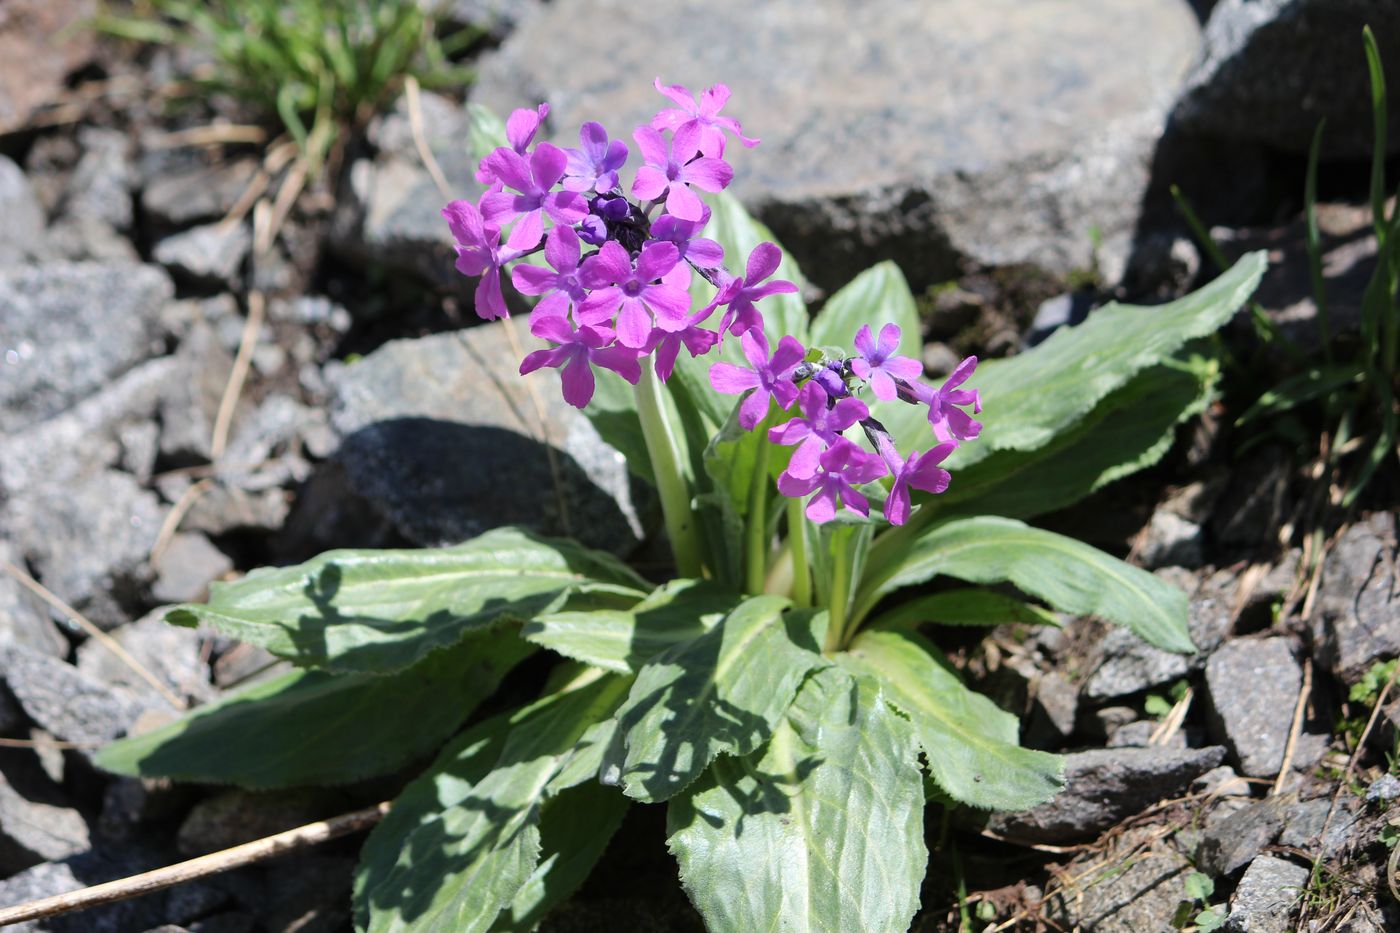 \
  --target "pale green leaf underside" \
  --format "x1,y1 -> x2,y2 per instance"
808,260 -> 920,359
524,579 -> 741,673
95,629 -> 533,789
605,595 -> 823,802
857,516 -> 1193,653
354,675 -> 630,933
168,527 -> 648,674
841,629 -> 1064,811
667,666 -> 926,933
869,588 -> 1060,631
